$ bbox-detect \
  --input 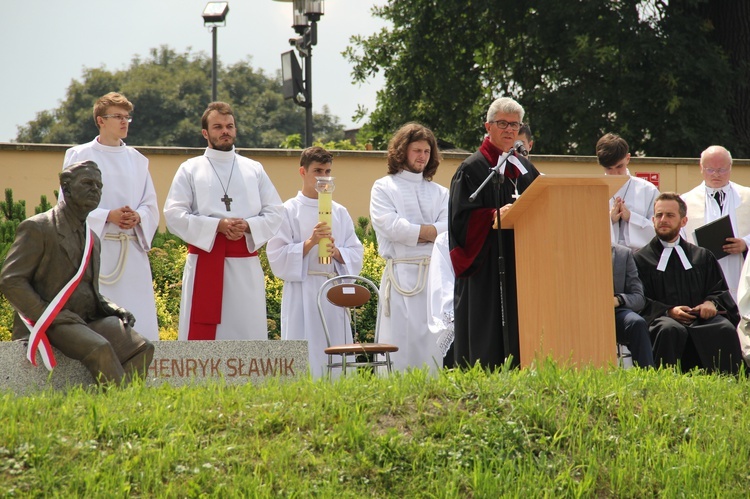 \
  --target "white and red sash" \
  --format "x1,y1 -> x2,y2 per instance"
21,224 -> 94,371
